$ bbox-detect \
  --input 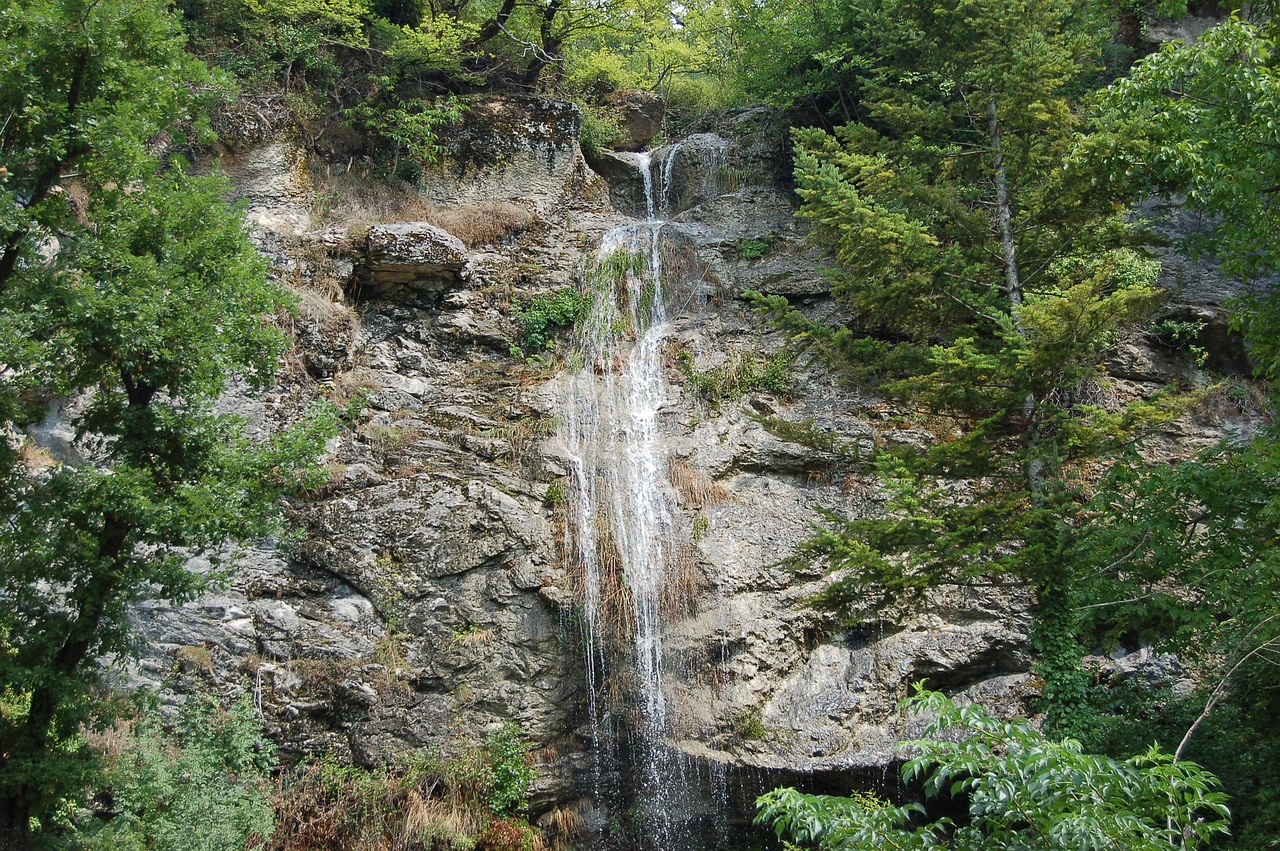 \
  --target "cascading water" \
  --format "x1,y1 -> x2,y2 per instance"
557,146 -> 696,847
